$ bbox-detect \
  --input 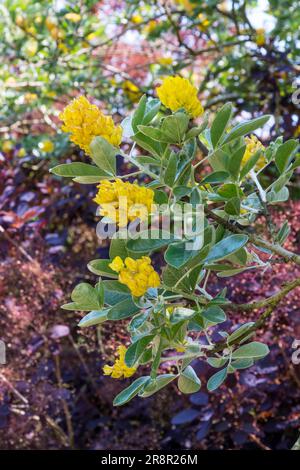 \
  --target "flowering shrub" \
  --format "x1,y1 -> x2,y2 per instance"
51,76 -> 299,406
1,0 -> 299,158
156,76 -> 204,118
59,96 -> 123,151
